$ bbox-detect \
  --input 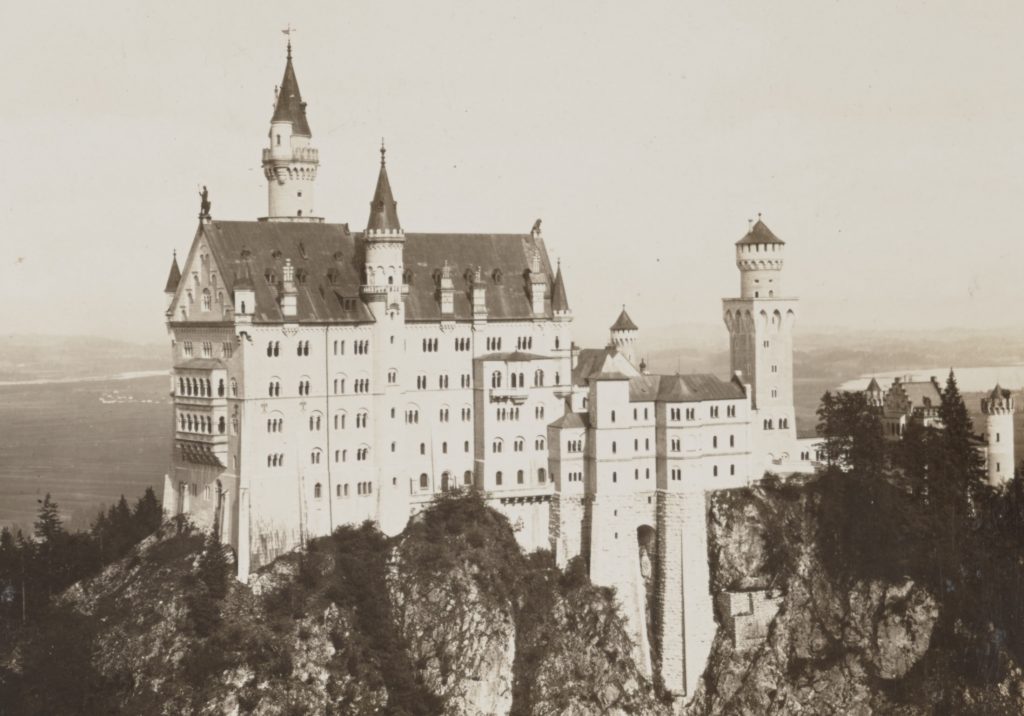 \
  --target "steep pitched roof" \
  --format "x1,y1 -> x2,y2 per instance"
164,254 -> 181,293
551,262 -> 570,312
890,380 -> 942,410
989,384 -> 1012,401
188,220 -> 558,324
610,308 -> 638,332
866,378 -> 882,392
271,45 -> 312,136
367,148 -> 401,232
736,219 -> 784,246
